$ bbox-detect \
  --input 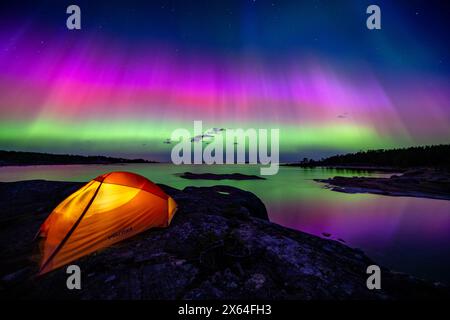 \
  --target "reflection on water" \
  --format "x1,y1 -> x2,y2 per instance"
0,163 -> 449,283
